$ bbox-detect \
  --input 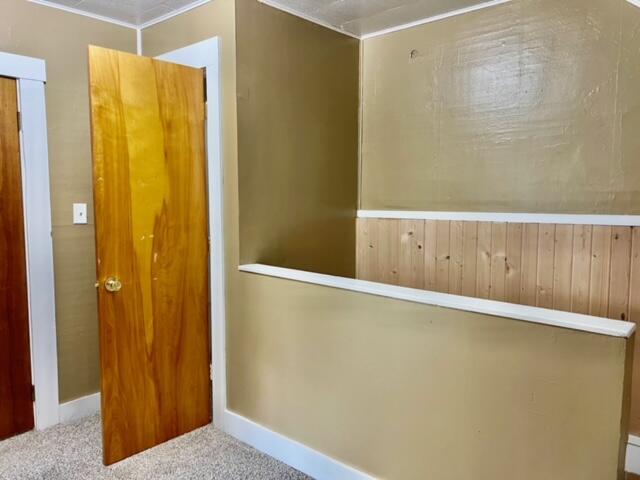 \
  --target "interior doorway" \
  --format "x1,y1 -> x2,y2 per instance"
0,75 -> 34,441
87,37 -> 225,465
89,46 -> 212,465
0,51 -> 59,434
